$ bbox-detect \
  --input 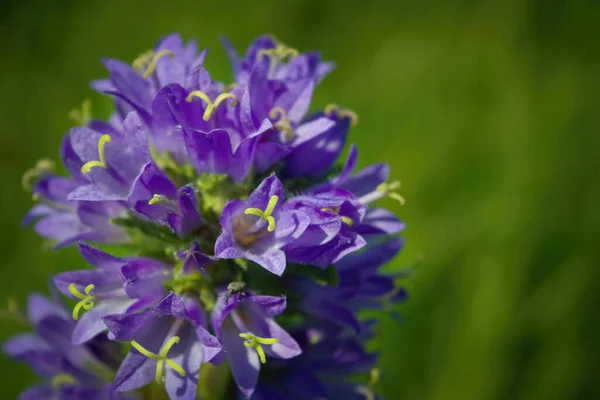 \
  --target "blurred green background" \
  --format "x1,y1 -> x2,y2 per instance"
1,0 -> 599,398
